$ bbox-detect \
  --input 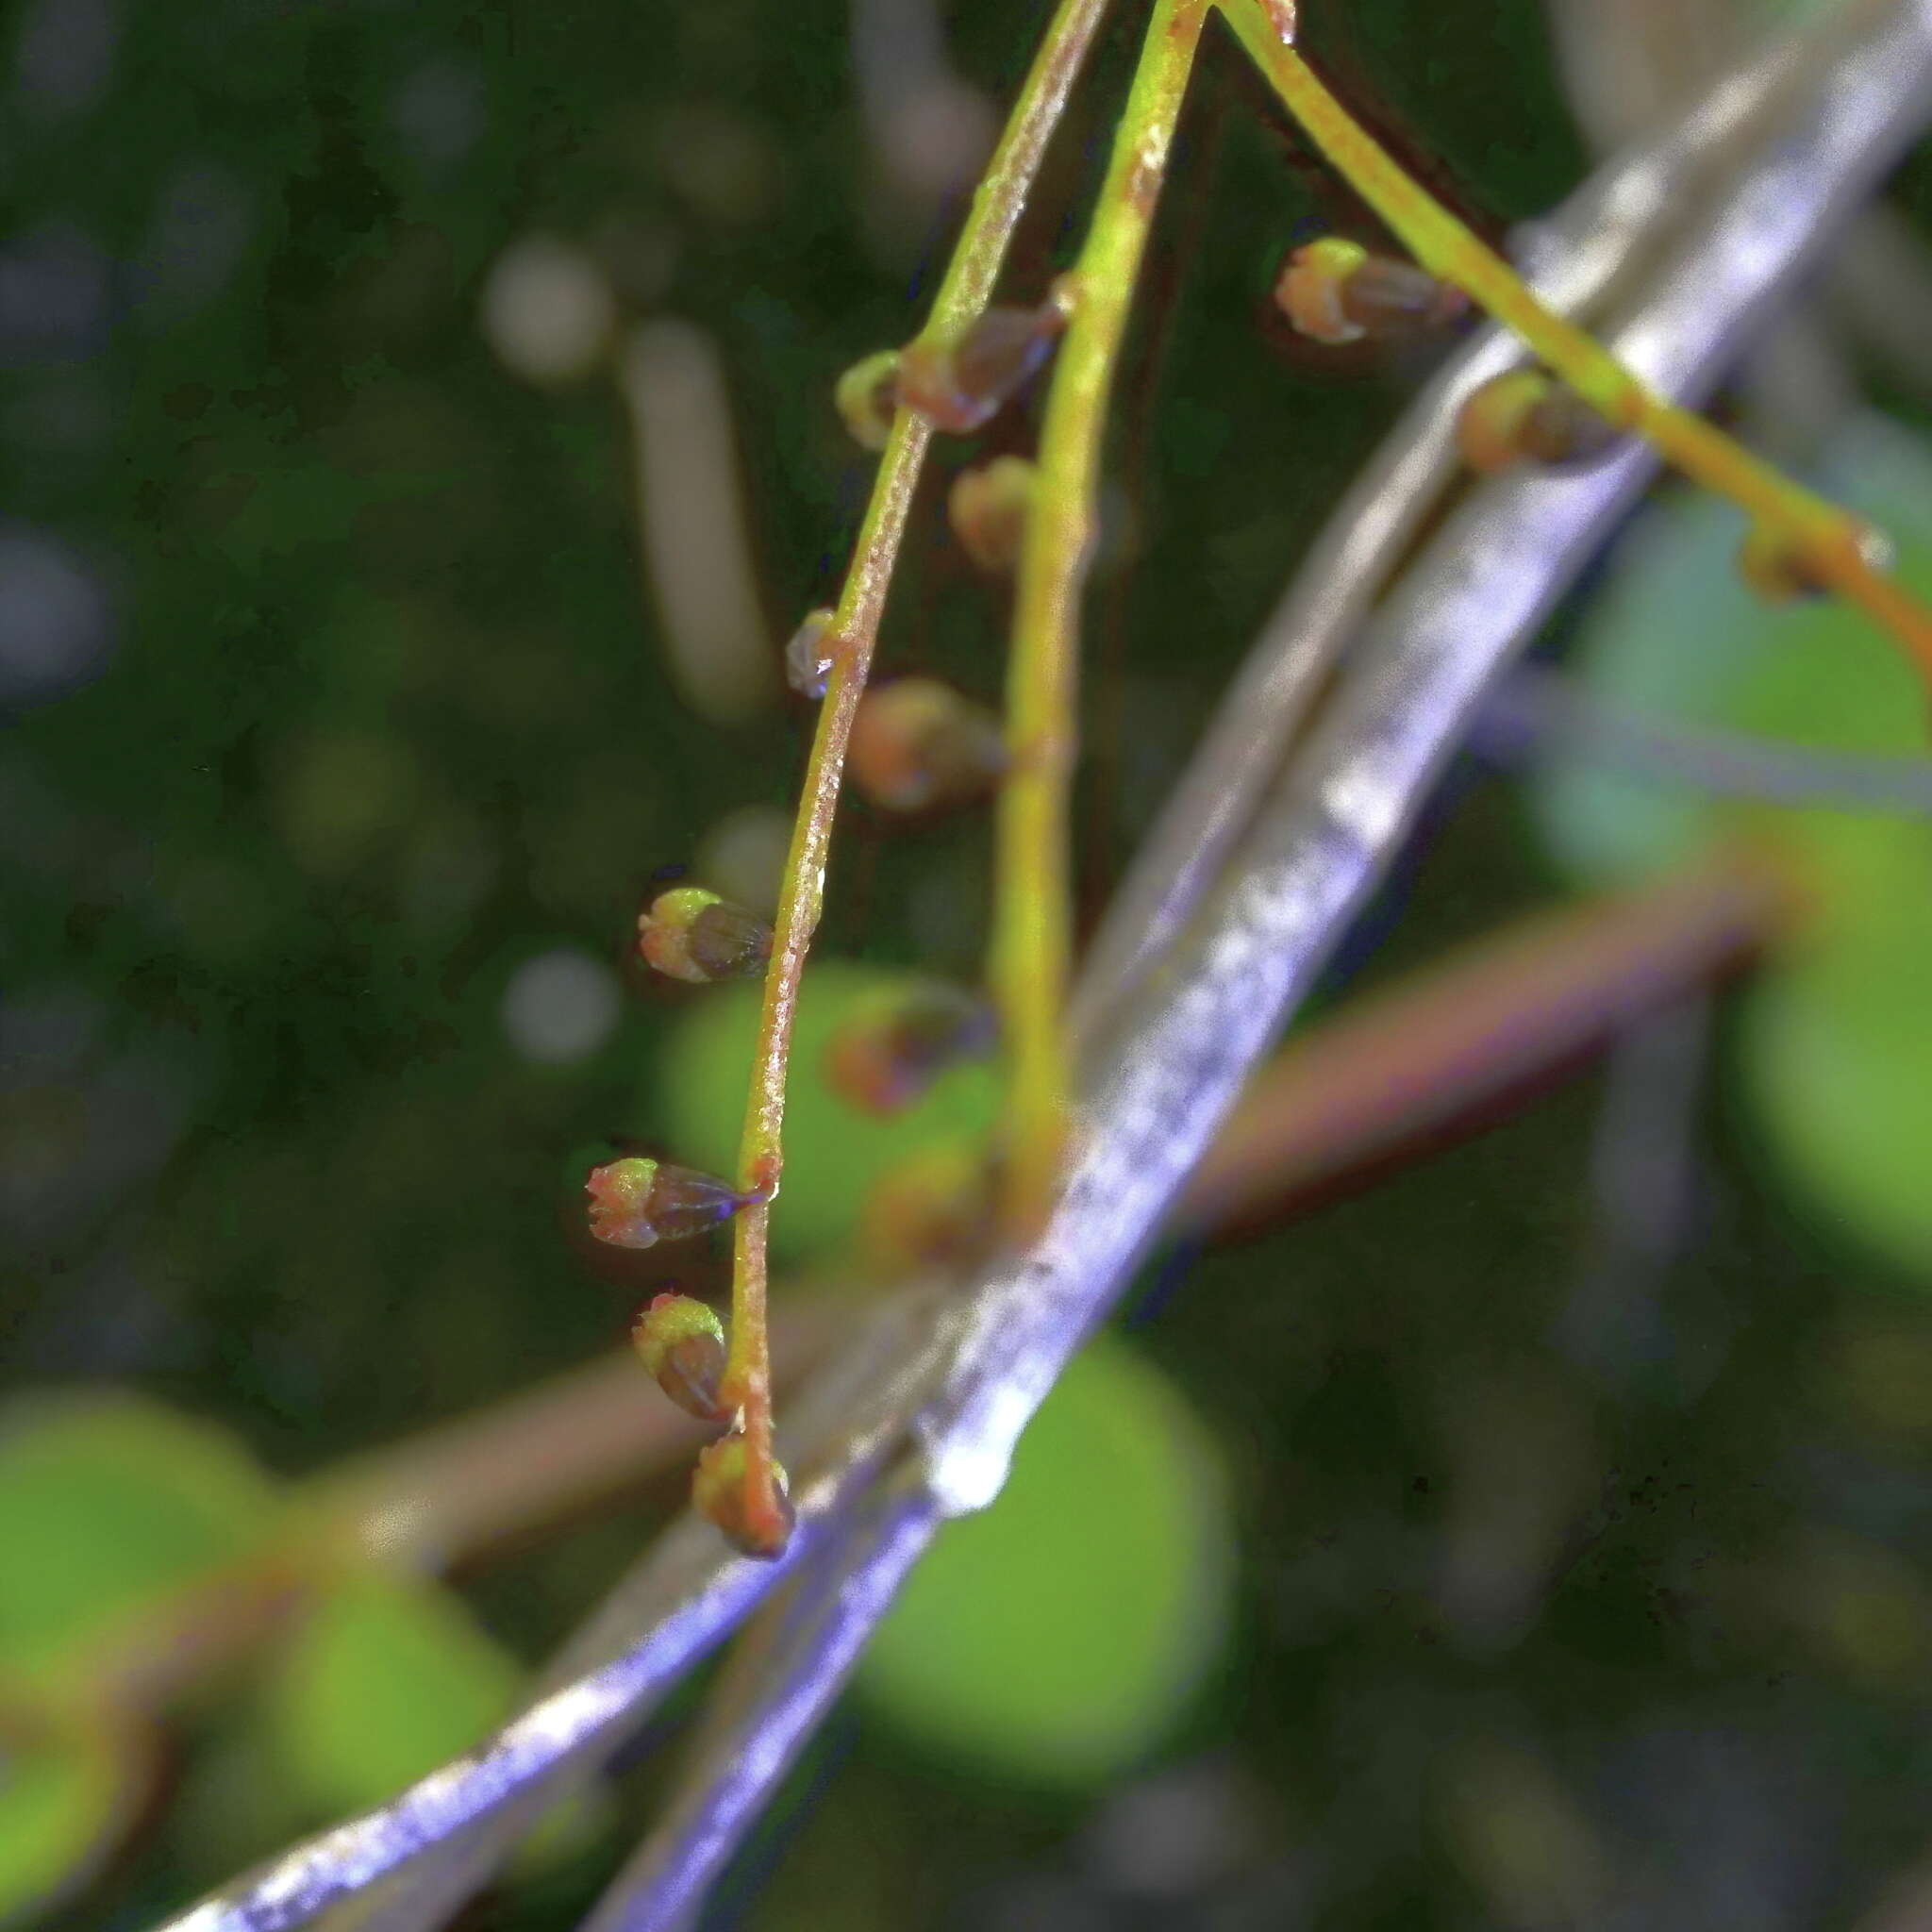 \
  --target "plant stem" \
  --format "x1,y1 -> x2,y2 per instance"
1217,0 -> 1932,689
722,0 -> 1116,1548
993,0 -> 1209,1234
